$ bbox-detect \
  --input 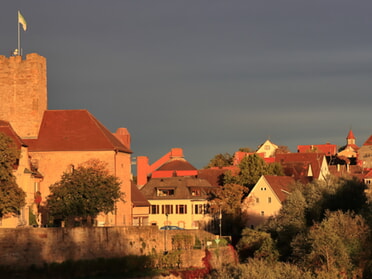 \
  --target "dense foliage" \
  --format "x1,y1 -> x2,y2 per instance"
47,160 -> 123,226
0,133 -> 26,217
224,154 -> 283,189
211,177 -> 372,278
204,152 -> 233,168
